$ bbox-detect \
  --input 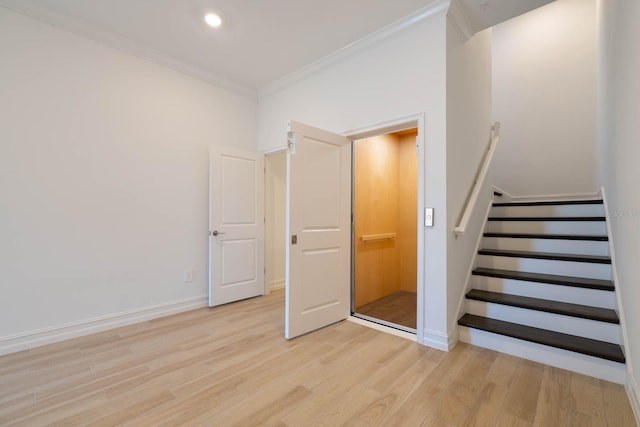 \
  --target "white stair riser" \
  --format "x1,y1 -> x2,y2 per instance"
491,204 -> 605,218
458,326 -> 627,384
486,221 -> 607,235
471,276 -> 616,309
465,300 -> 620,344
482,237 -> 609,256
477,255 -> 612,280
